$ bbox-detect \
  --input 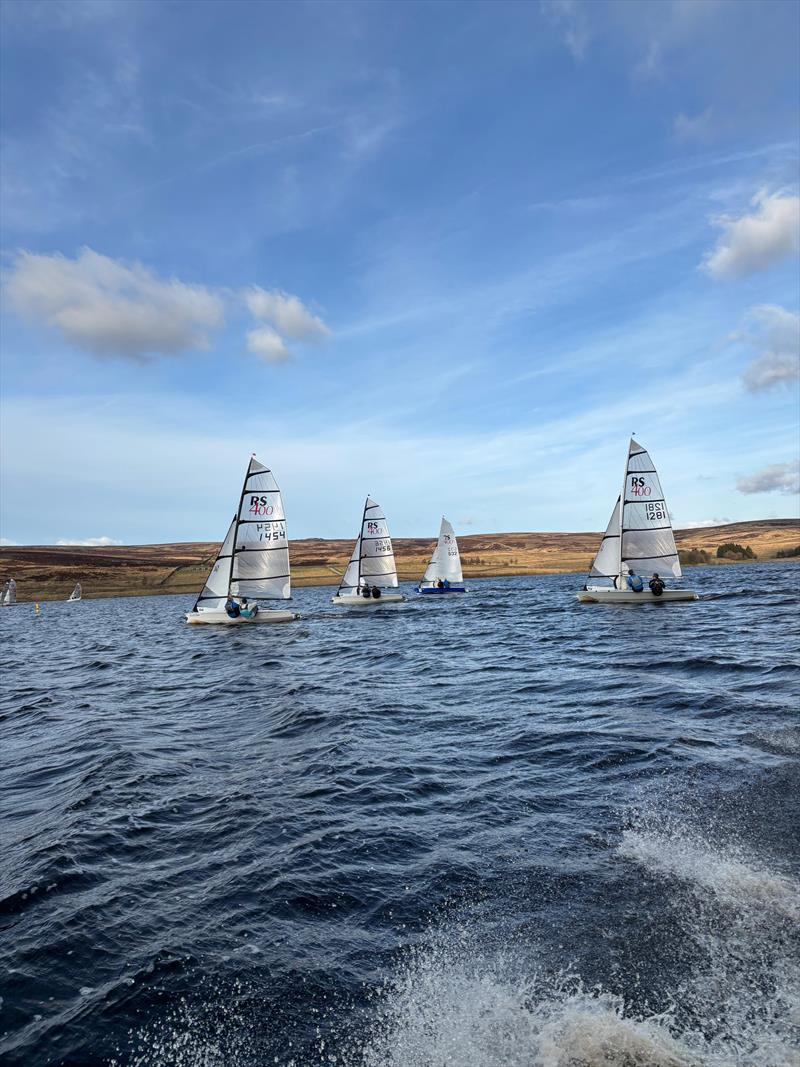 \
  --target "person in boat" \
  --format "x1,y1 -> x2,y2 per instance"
225,595 -> 241,618
239,597 -> 259,618
437,578 -> 444,589
625,568 -> 644,593
649,573 -> 665,597
360,579 -> 371,599
371,584 -> 382,599
443,578 -> 450,590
